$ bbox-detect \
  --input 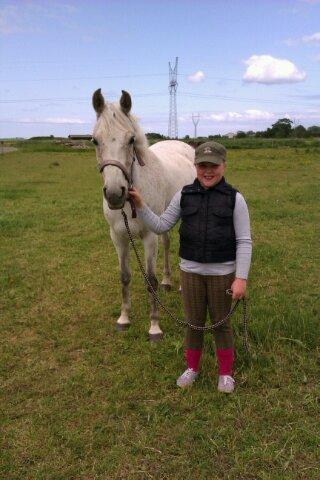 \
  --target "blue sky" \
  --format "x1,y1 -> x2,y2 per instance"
1,0 -> 320,138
